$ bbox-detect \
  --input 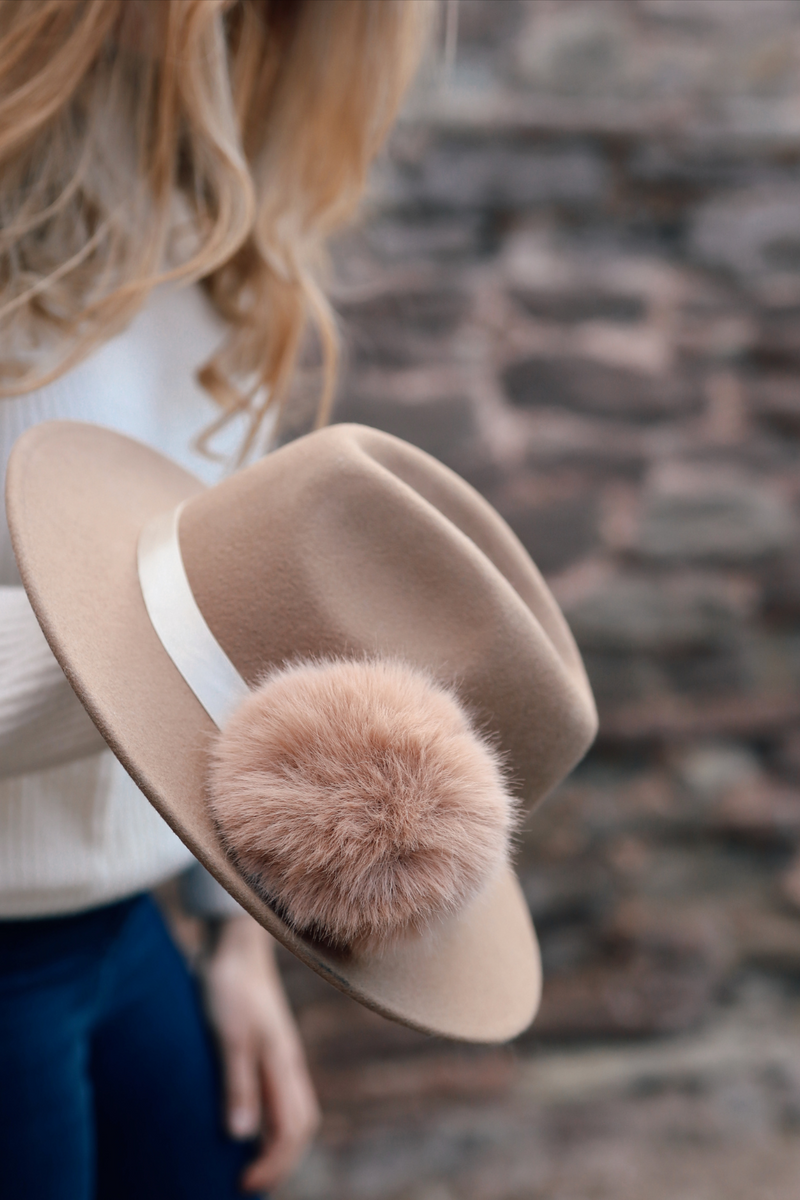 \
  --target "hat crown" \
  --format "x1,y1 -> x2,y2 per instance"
178,424 -> 596,806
